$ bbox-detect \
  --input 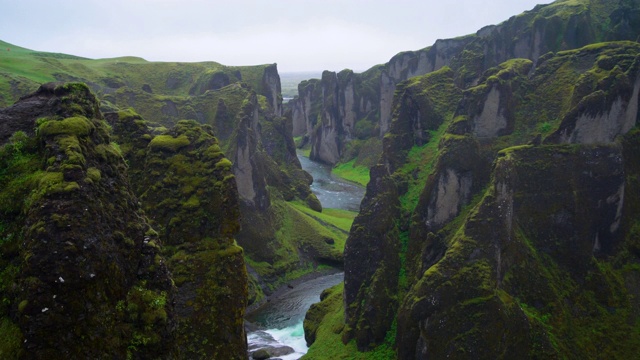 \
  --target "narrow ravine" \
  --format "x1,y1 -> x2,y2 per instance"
245,152 -> 365,359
